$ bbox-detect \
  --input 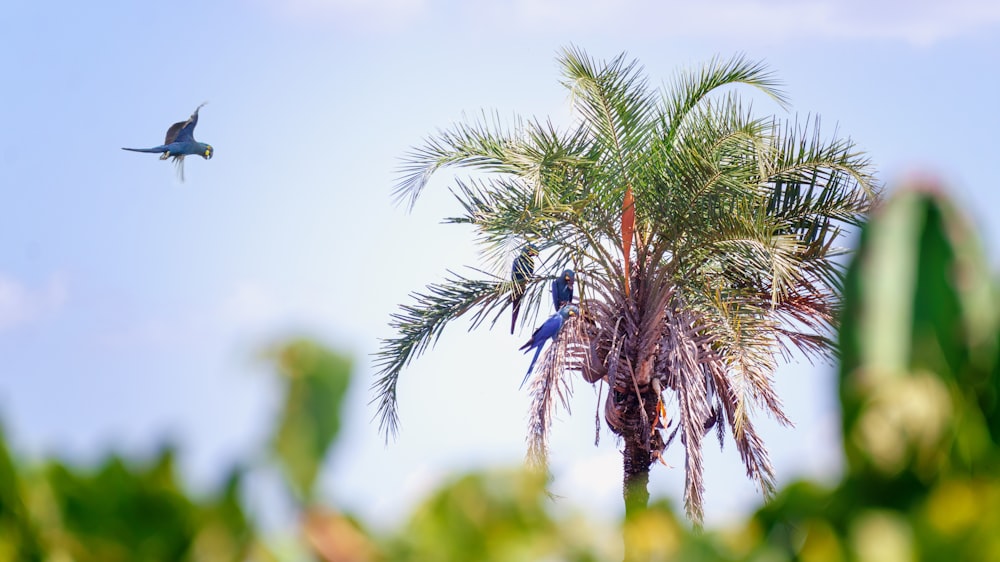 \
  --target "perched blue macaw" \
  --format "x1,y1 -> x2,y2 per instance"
519,304 -> 579,388
551,269 -> 575,311
122,103 -> 213,181
510,243 -> 539,334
